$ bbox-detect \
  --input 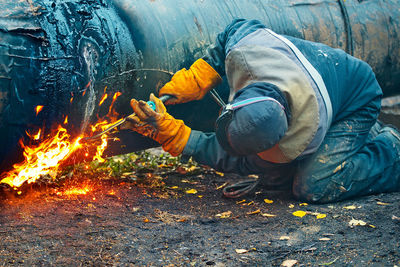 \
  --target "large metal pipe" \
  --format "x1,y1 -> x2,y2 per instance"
0,0 -> 399,171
